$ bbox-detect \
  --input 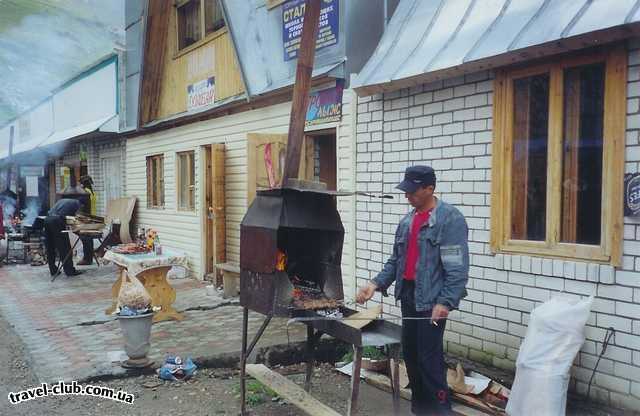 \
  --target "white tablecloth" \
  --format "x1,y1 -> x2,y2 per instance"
103,248 -> 188,277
